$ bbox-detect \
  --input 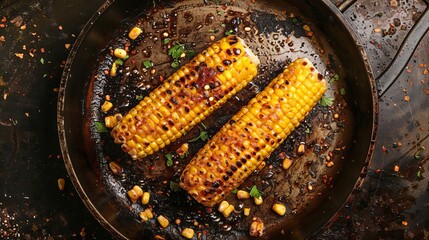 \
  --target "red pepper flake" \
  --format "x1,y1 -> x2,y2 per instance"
58,25 -> 63,30
382,145 -> 388,153
0,36 -> 5,42
404,95 -> 410,102
278,152 -> 286,160
394,165 -> 400,172
151,165 -> 156,171
376,169 -> 382,173
159,75 -> 165,81
0,24 -> 5,28
402,220 -> 408,226
423,69 -> 428,75
424,89 -> 429,95
40,48 -> 45,53
1,17 -> 6,22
